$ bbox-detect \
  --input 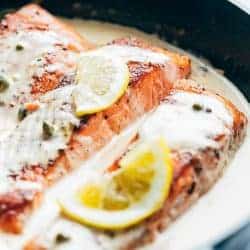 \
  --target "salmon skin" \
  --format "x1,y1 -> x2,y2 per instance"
0,5 -> 190,234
